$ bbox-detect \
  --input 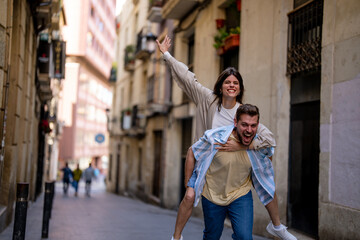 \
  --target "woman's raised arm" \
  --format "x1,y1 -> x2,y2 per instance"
156,35 -> 171,54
